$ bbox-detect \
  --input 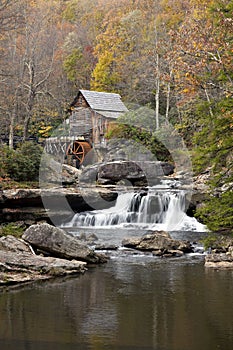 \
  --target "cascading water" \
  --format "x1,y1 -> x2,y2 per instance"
64,185 -> 206,232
